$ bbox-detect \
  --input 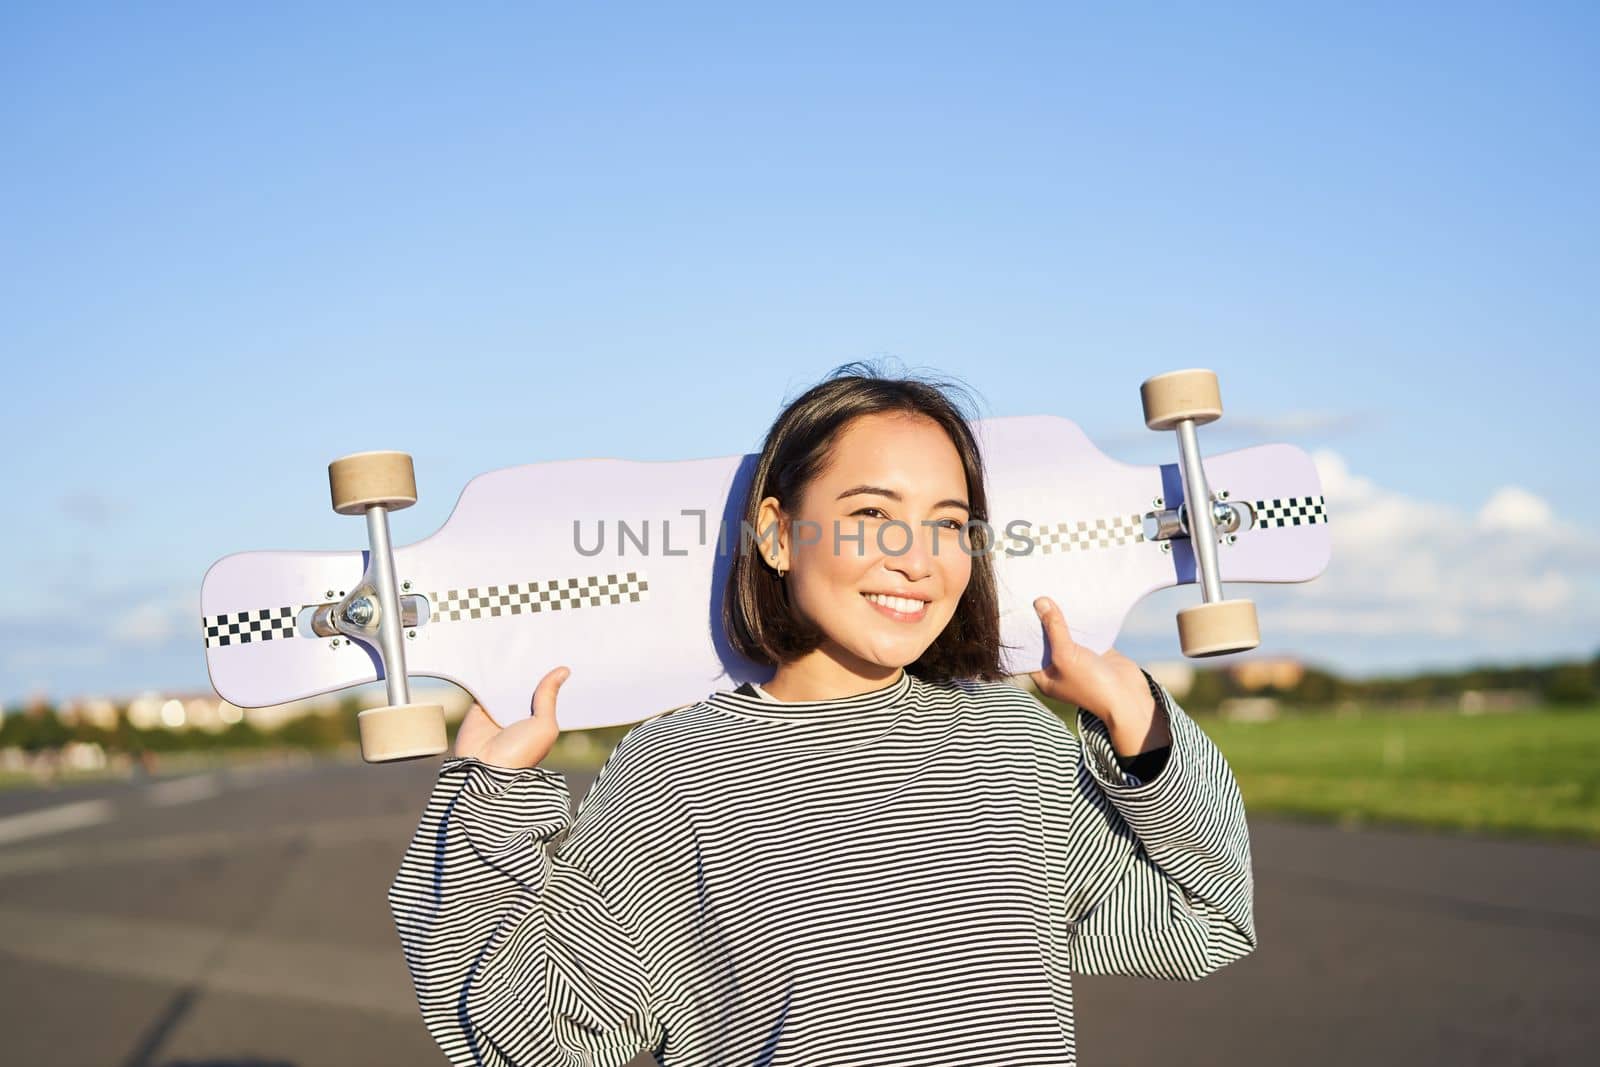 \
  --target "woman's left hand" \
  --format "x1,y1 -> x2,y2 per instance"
1029,596 -> 1171,757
